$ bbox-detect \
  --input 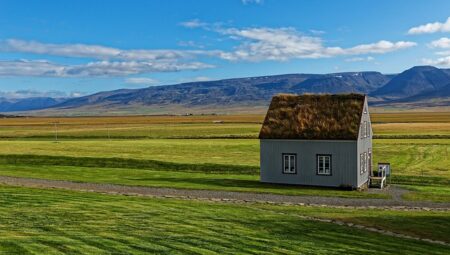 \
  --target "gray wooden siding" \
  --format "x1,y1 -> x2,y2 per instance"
356,97 -> 372,187
260,139 -> 358,188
